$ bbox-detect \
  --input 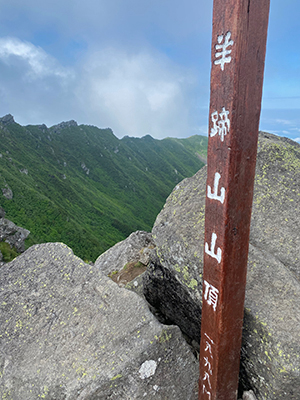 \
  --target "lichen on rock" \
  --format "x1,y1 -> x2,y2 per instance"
143,132 -> 300,399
